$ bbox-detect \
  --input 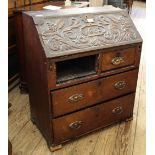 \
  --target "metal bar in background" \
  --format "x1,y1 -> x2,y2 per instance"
23,0 -> 26,9
29,0 -> 32,5
14,0 -> 17,9
23,0 -> 26,6
29,0 -> 32,10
